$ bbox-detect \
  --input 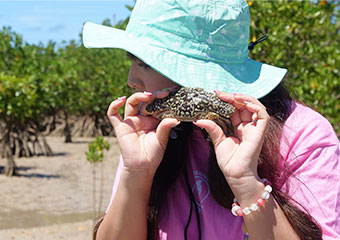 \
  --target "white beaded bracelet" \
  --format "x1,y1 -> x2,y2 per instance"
231,179 -> 273,217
